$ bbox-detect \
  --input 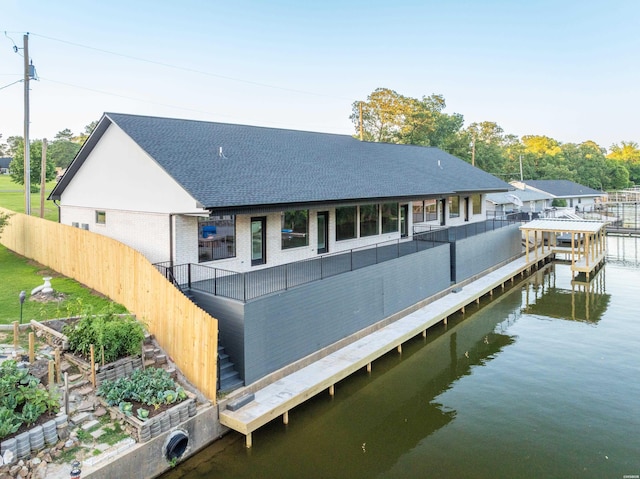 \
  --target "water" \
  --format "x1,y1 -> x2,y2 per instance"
163,237 -> 640,479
